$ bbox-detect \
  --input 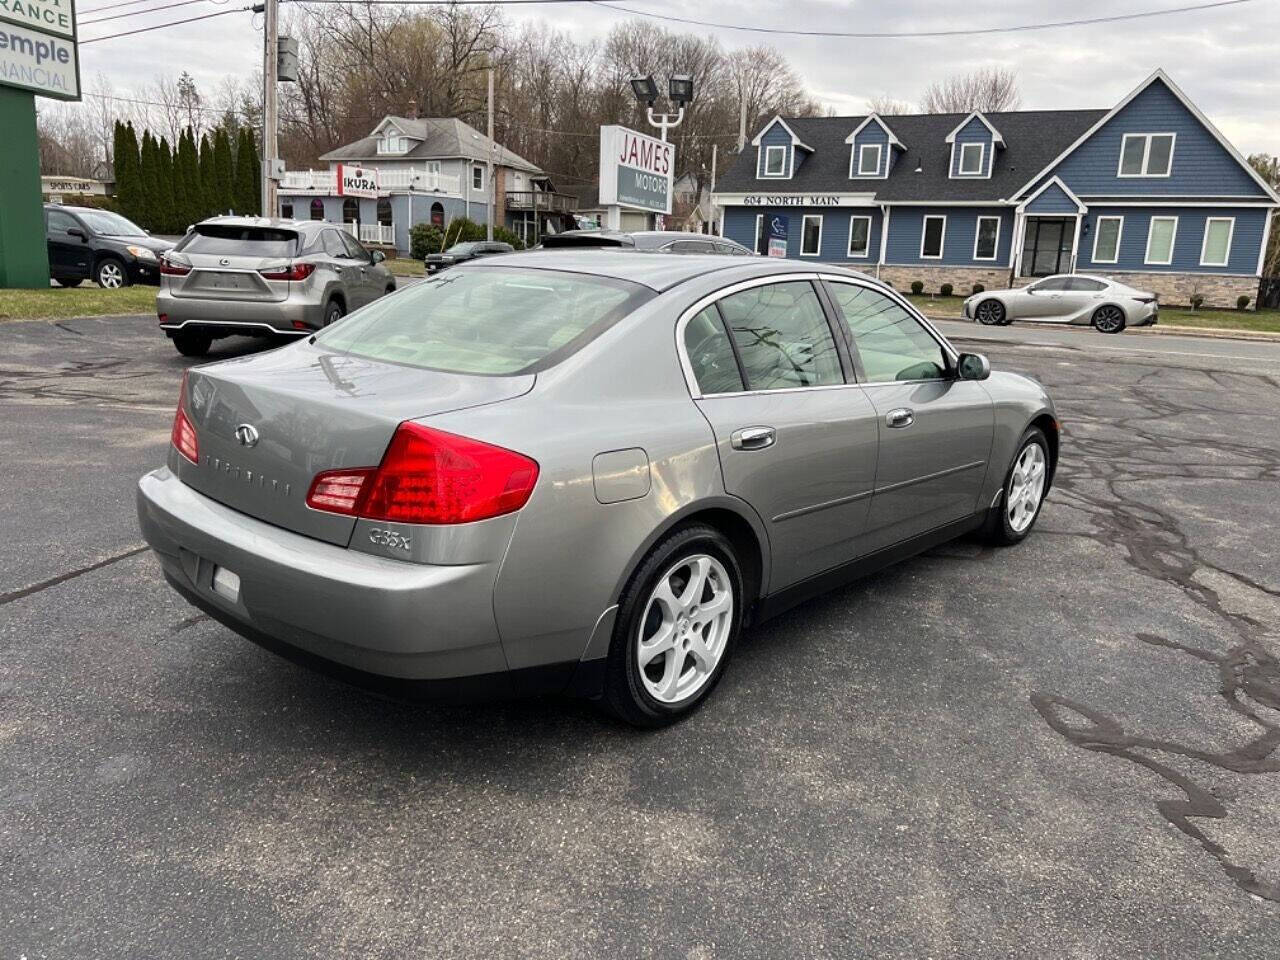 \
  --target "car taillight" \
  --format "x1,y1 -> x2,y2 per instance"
160,257 -> 190,276
171,371 -> 199,464
259,262 -> 315,281
305,423 -> 539,524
